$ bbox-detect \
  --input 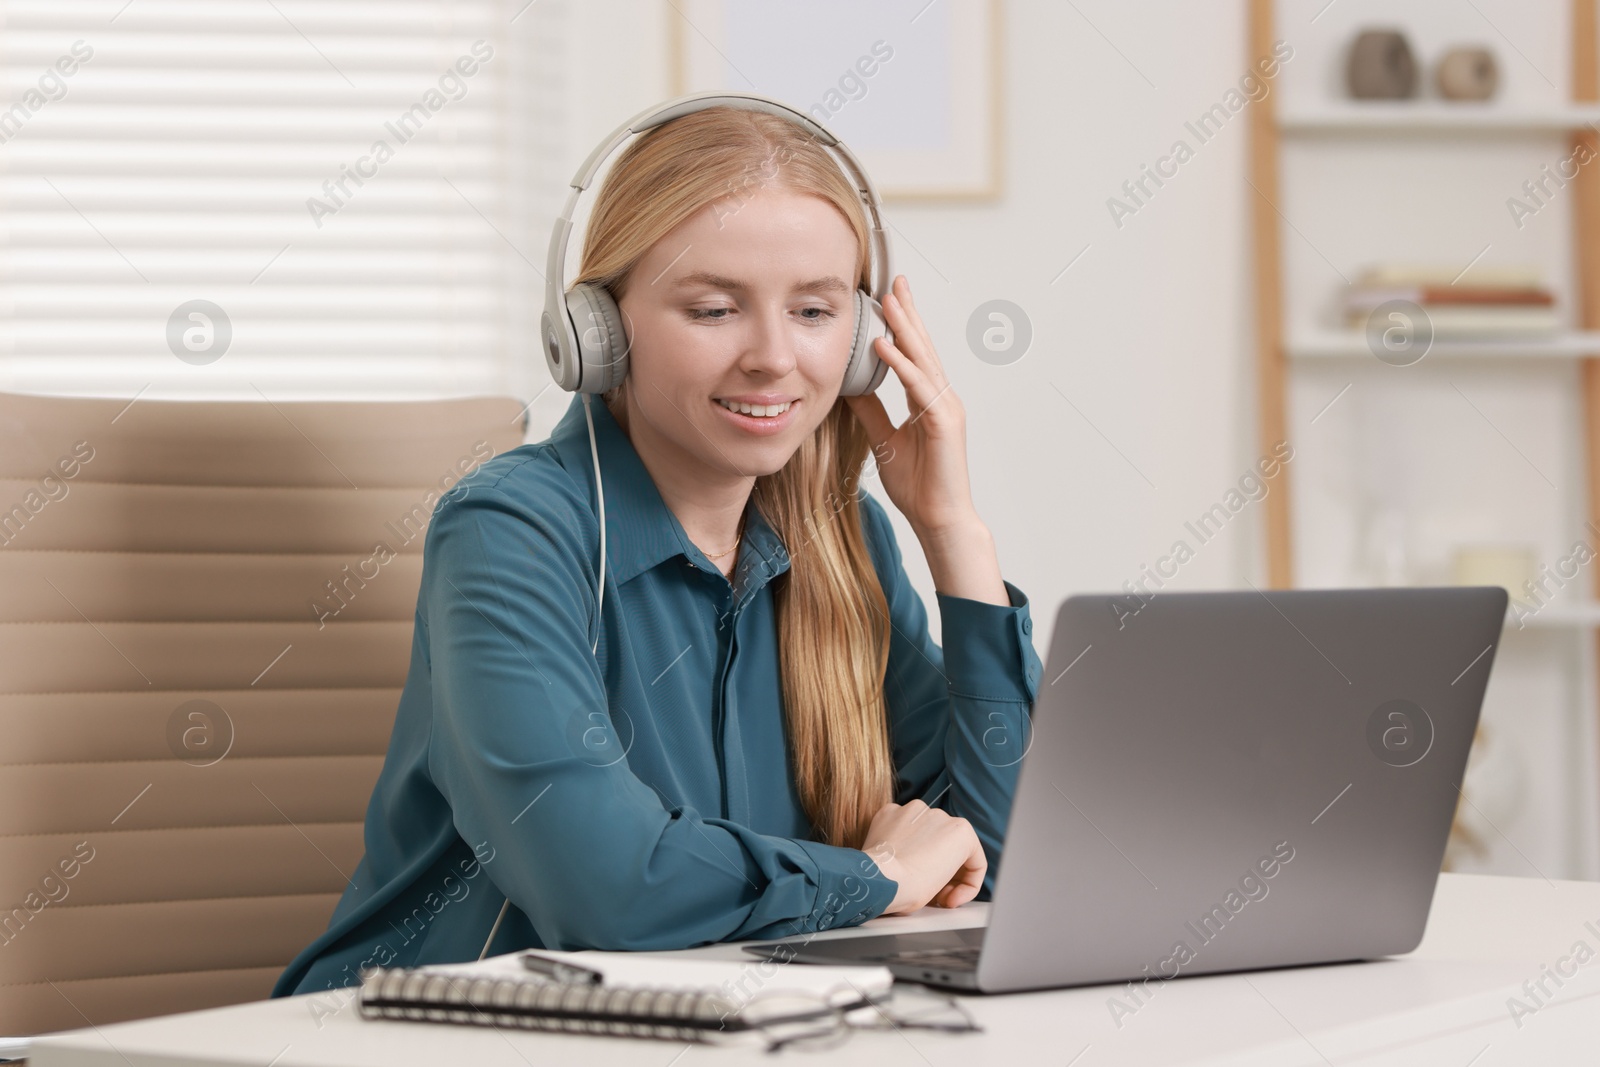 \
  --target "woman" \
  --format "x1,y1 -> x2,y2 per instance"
272,103 -> 1042,998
